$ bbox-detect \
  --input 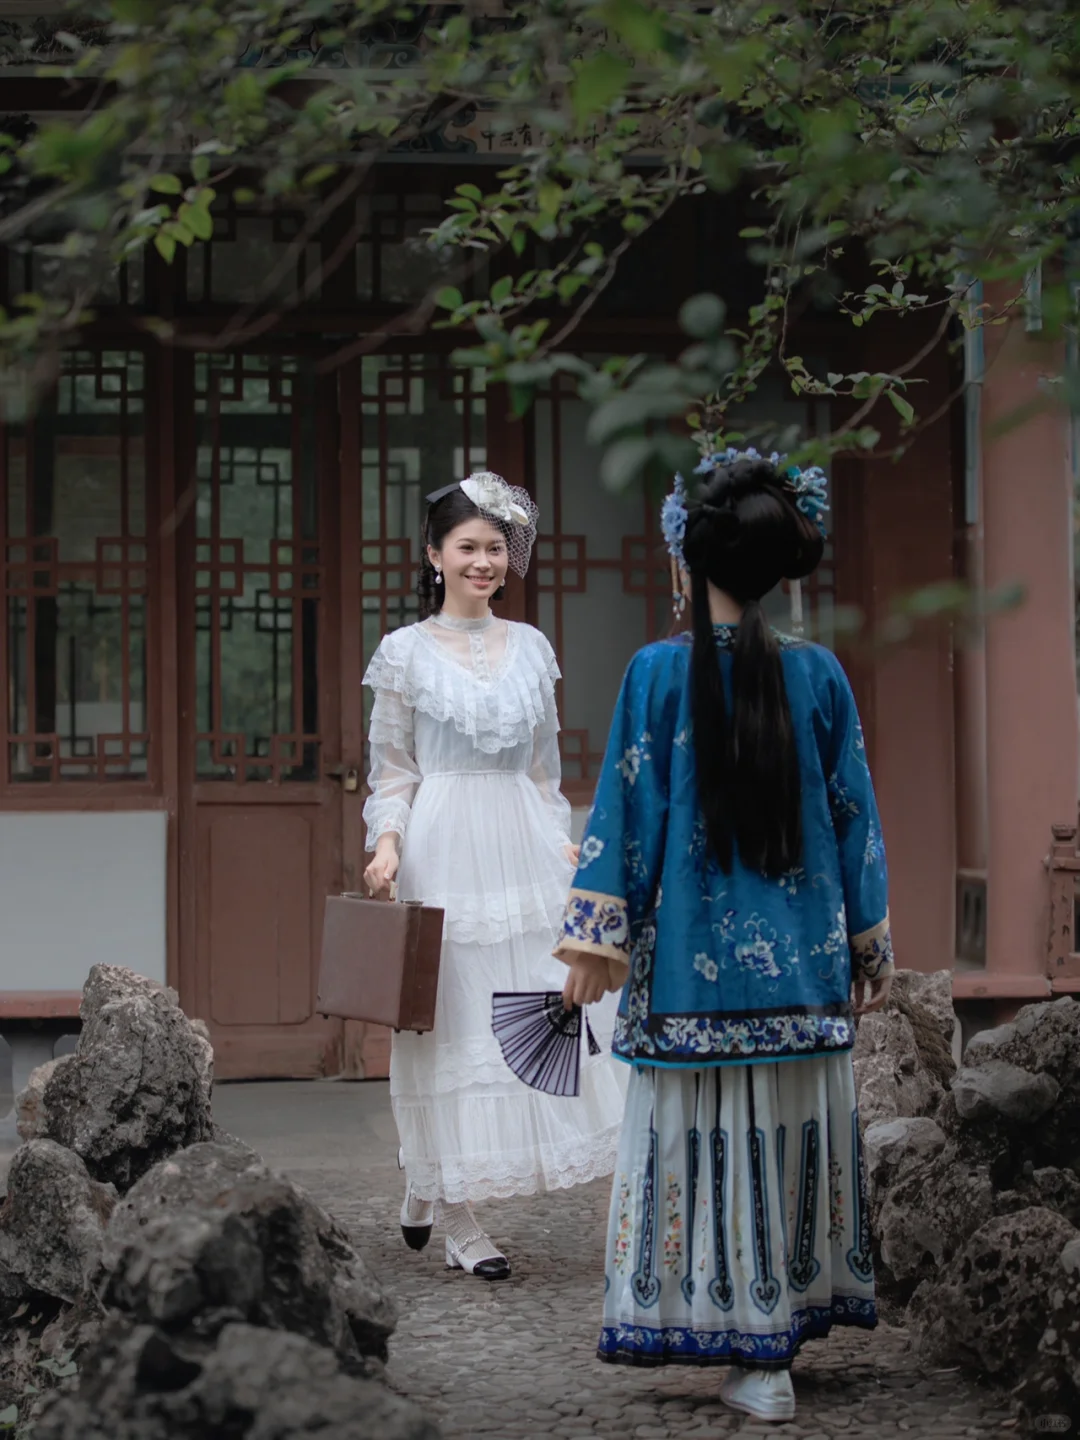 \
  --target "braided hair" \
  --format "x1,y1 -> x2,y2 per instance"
682,455 -> 824,875
418,487 -> 508,619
